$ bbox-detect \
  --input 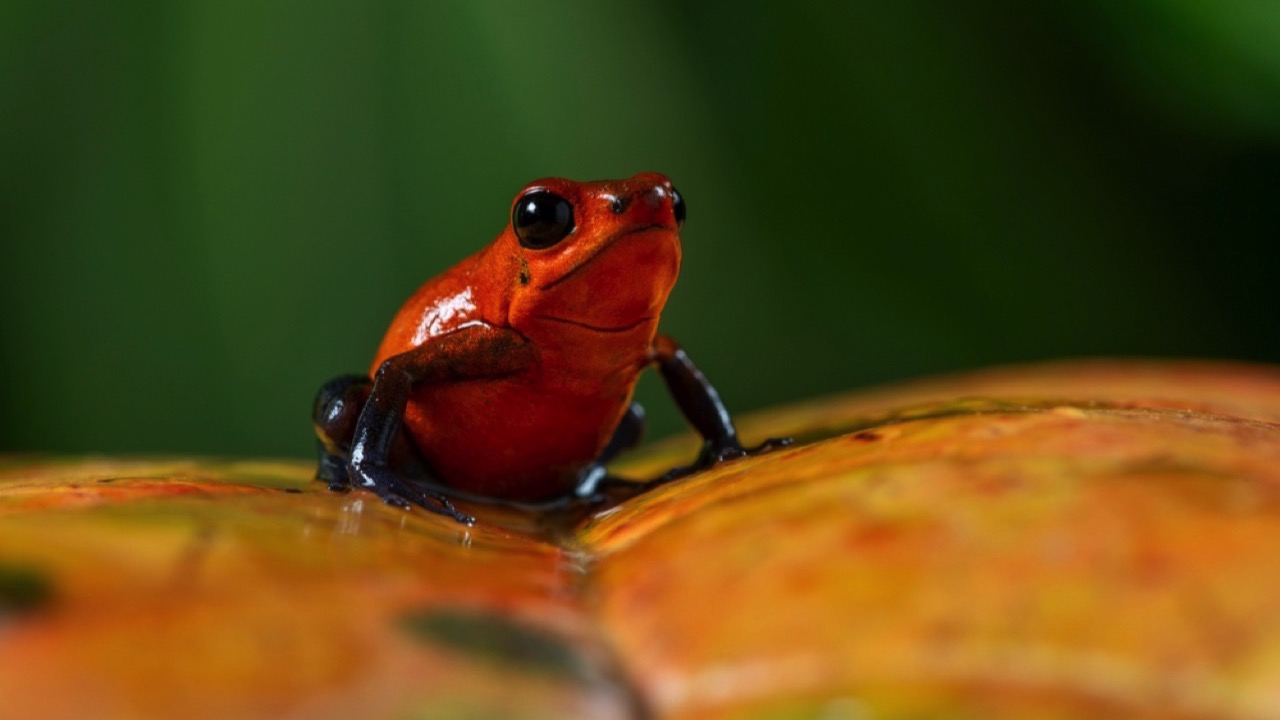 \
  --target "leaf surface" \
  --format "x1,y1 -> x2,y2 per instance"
3,360 -> 1280,719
